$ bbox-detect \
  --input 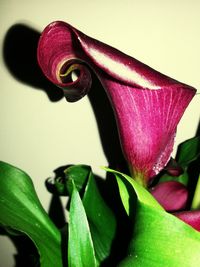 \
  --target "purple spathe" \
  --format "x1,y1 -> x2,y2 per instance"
37,21 -> 196,186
